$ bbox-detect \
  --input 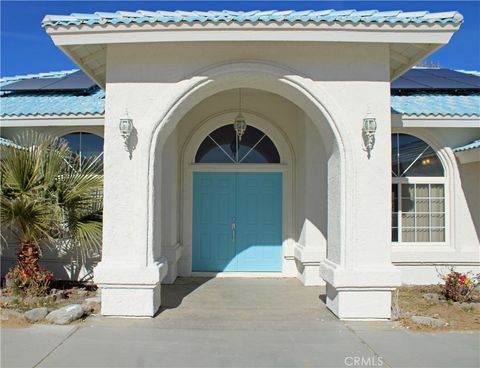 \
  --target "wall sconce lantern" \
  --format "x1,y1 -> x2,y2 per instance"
233,114 -> 247,141
233,89 -> 247,141
119,111 -> 133,152
362,109 -> 377,159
